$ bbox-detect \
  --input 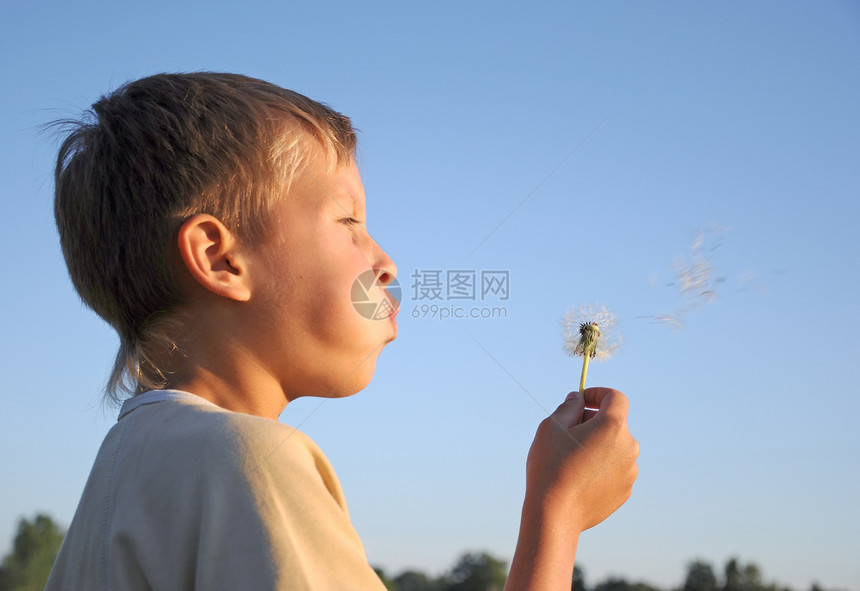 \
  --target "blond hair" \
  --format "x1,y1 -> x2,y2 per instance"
53,73 -> 356,403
